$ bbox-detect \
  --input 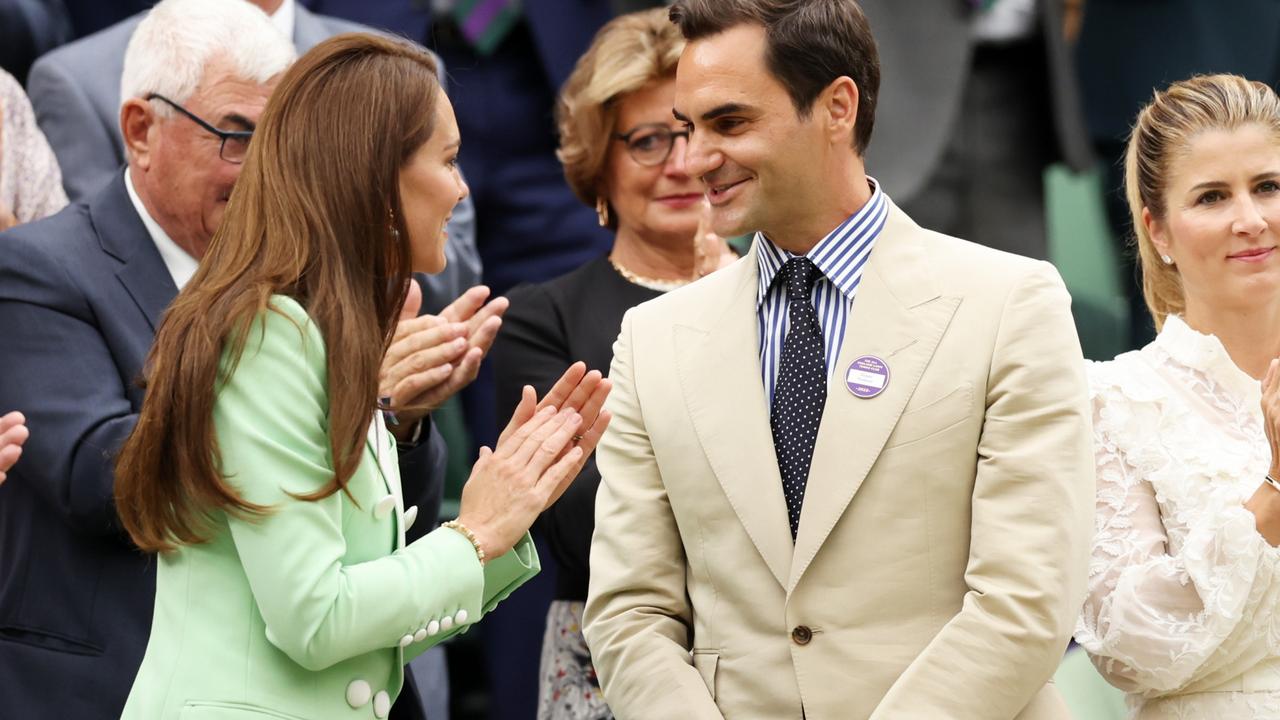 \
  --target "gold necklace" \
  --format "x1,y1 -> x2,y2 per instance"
608,255 -> 691,292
